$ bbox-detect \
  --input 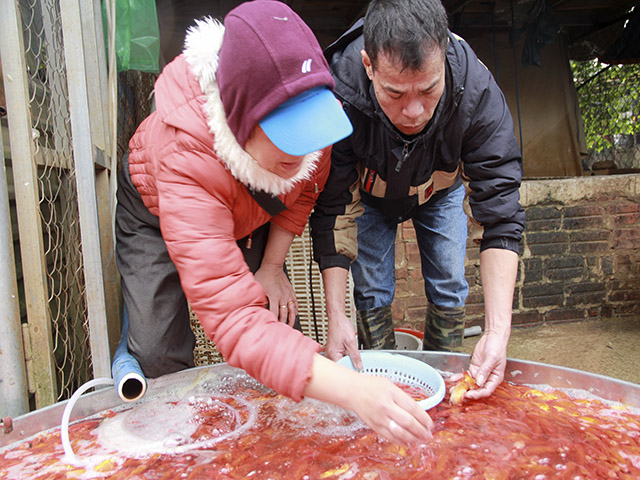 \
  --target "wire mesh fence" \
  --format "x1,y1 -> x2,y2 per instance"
14,0 -> 92,404
572,61 -> 640,173
1,0 -> 118,412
